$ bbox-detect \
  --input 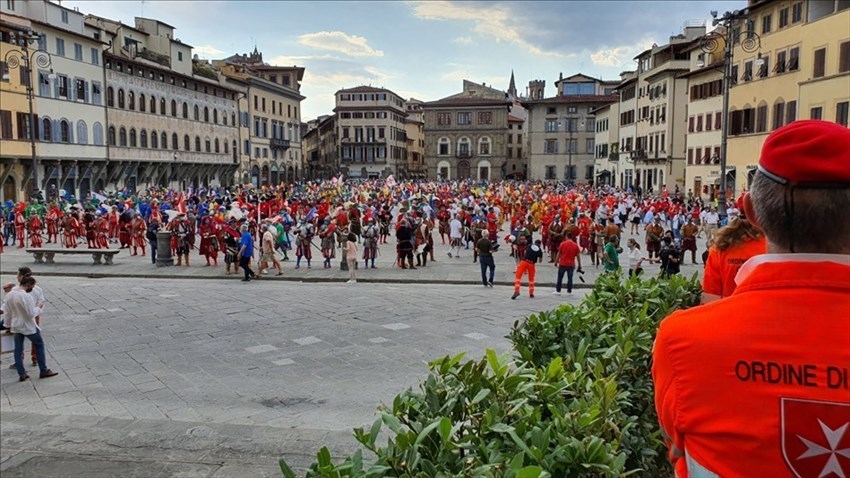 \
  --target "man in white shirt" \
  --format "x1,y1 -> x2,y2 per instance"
7,276 -> 58,381
703,207 -> 720,239
448,215 -> 463,258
